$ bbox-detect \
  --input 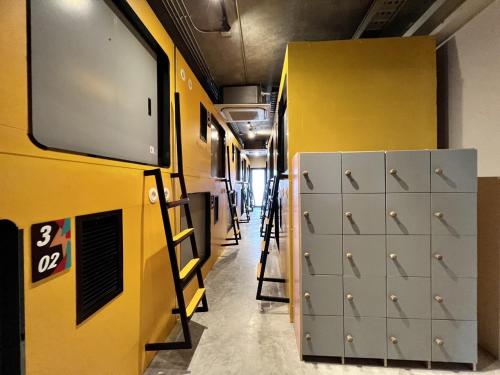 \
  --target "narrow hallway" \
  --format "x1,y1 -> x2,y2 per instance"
145,211 -> 499,375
